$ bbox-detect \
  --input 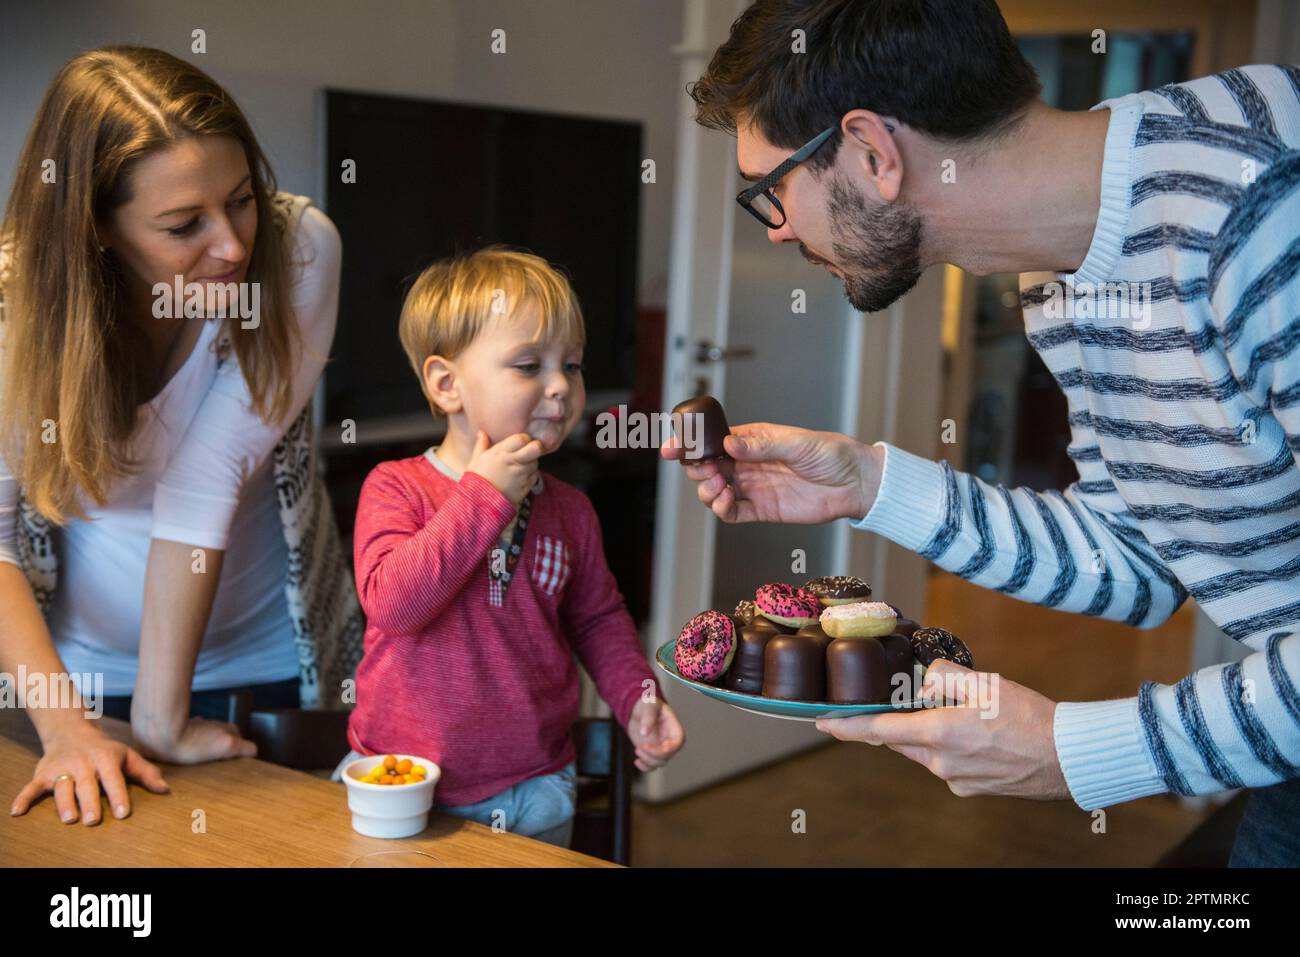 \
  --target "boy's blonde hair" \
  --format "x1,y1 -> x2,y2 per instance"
399,246 -> 586,416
